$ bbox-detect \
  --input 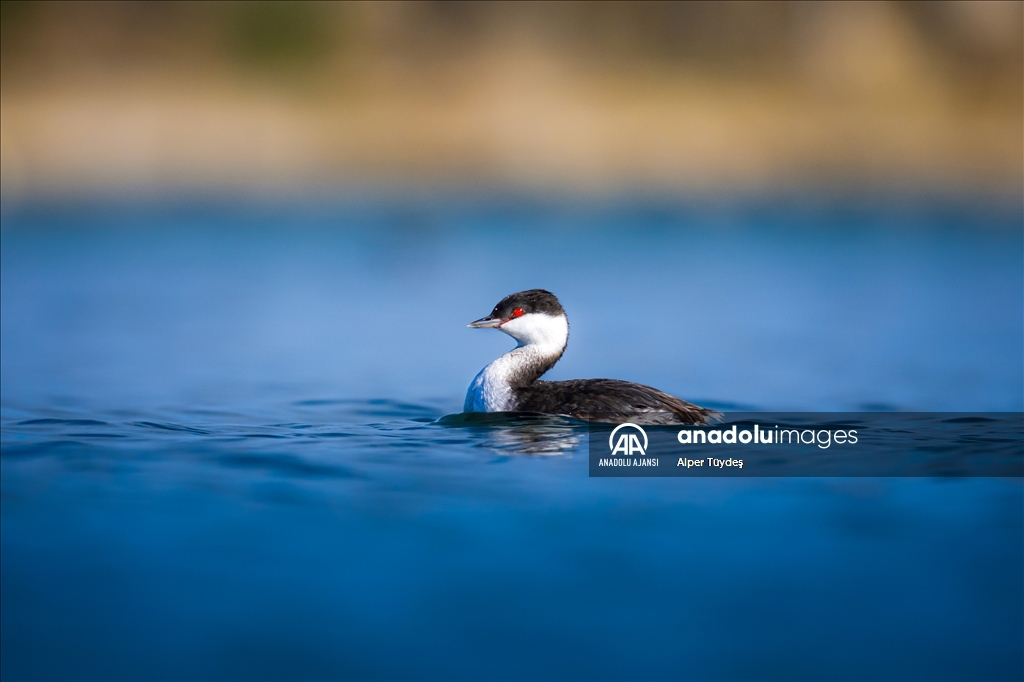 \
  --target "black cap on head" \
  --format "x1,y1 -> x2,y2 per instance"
490,289 -> 564,319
